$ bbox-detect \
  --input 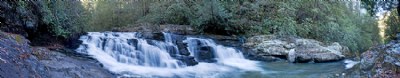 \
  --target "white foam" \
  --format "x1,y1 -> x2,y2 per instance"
344,59 -> 359,69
